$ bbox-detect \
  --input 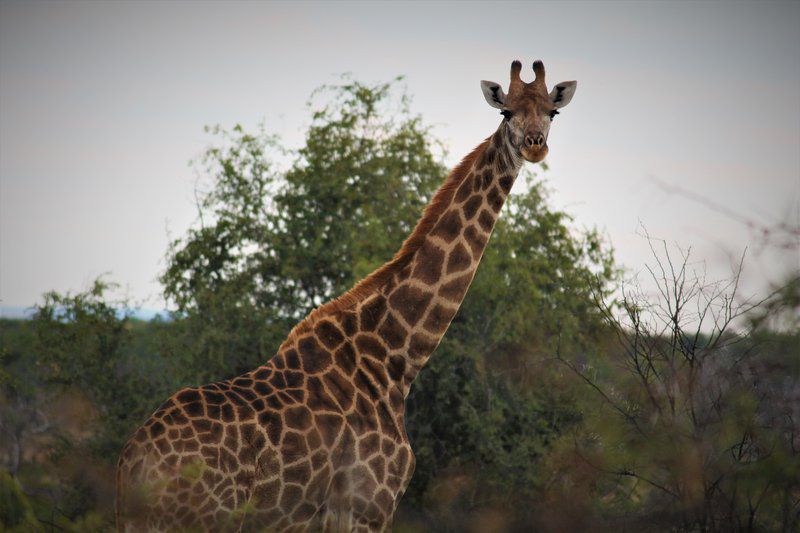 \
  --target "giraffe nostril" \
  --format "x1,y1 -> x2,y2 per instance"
526,133 -> 545,148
